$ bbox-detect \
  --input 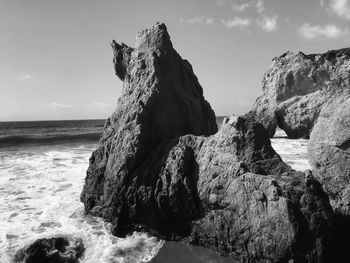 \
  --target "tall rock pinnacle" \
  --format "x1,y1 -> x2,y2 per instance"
81,22 -> 217,237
